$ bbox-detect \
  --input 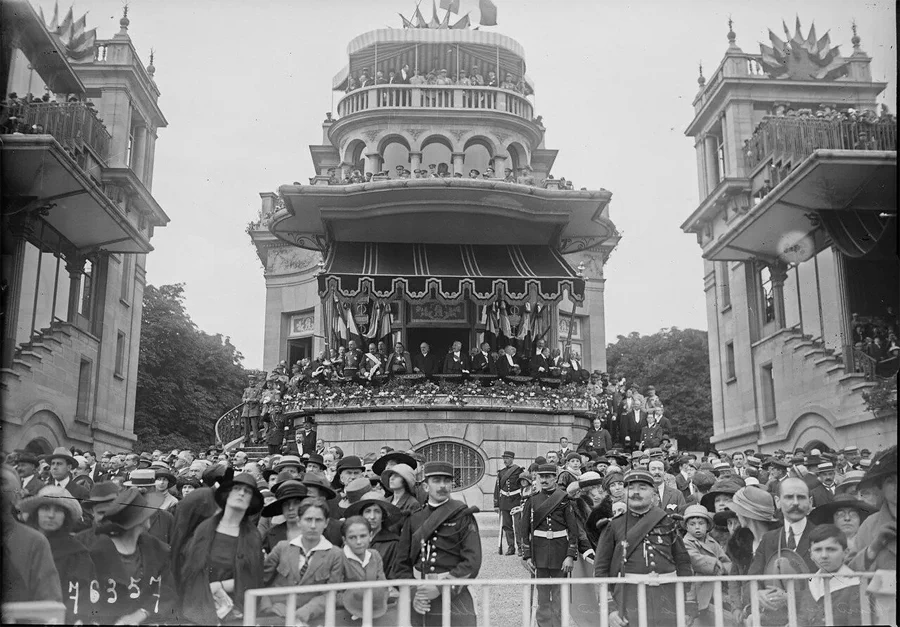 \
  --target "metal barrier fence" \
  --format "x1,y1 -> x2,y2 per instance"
243,570 -> 896,627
